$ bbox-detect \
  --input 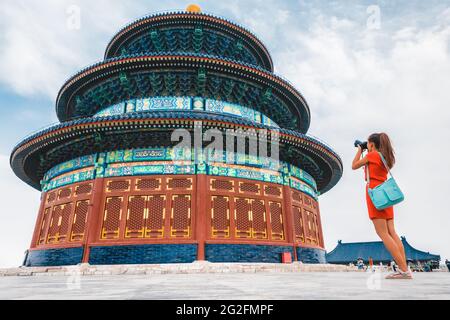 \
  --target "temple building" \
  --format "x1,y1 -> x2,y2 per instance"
326,238 -> 440,267
11,6 -> 343,266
